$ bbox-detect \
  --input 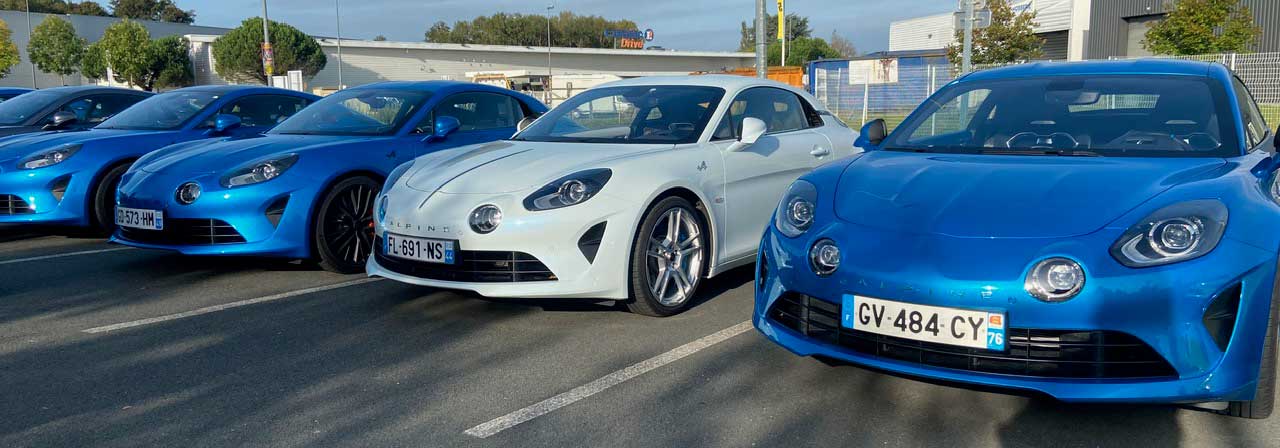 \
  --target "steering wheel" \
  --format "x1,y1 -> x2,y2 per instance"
1006,132 -> 1080,150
